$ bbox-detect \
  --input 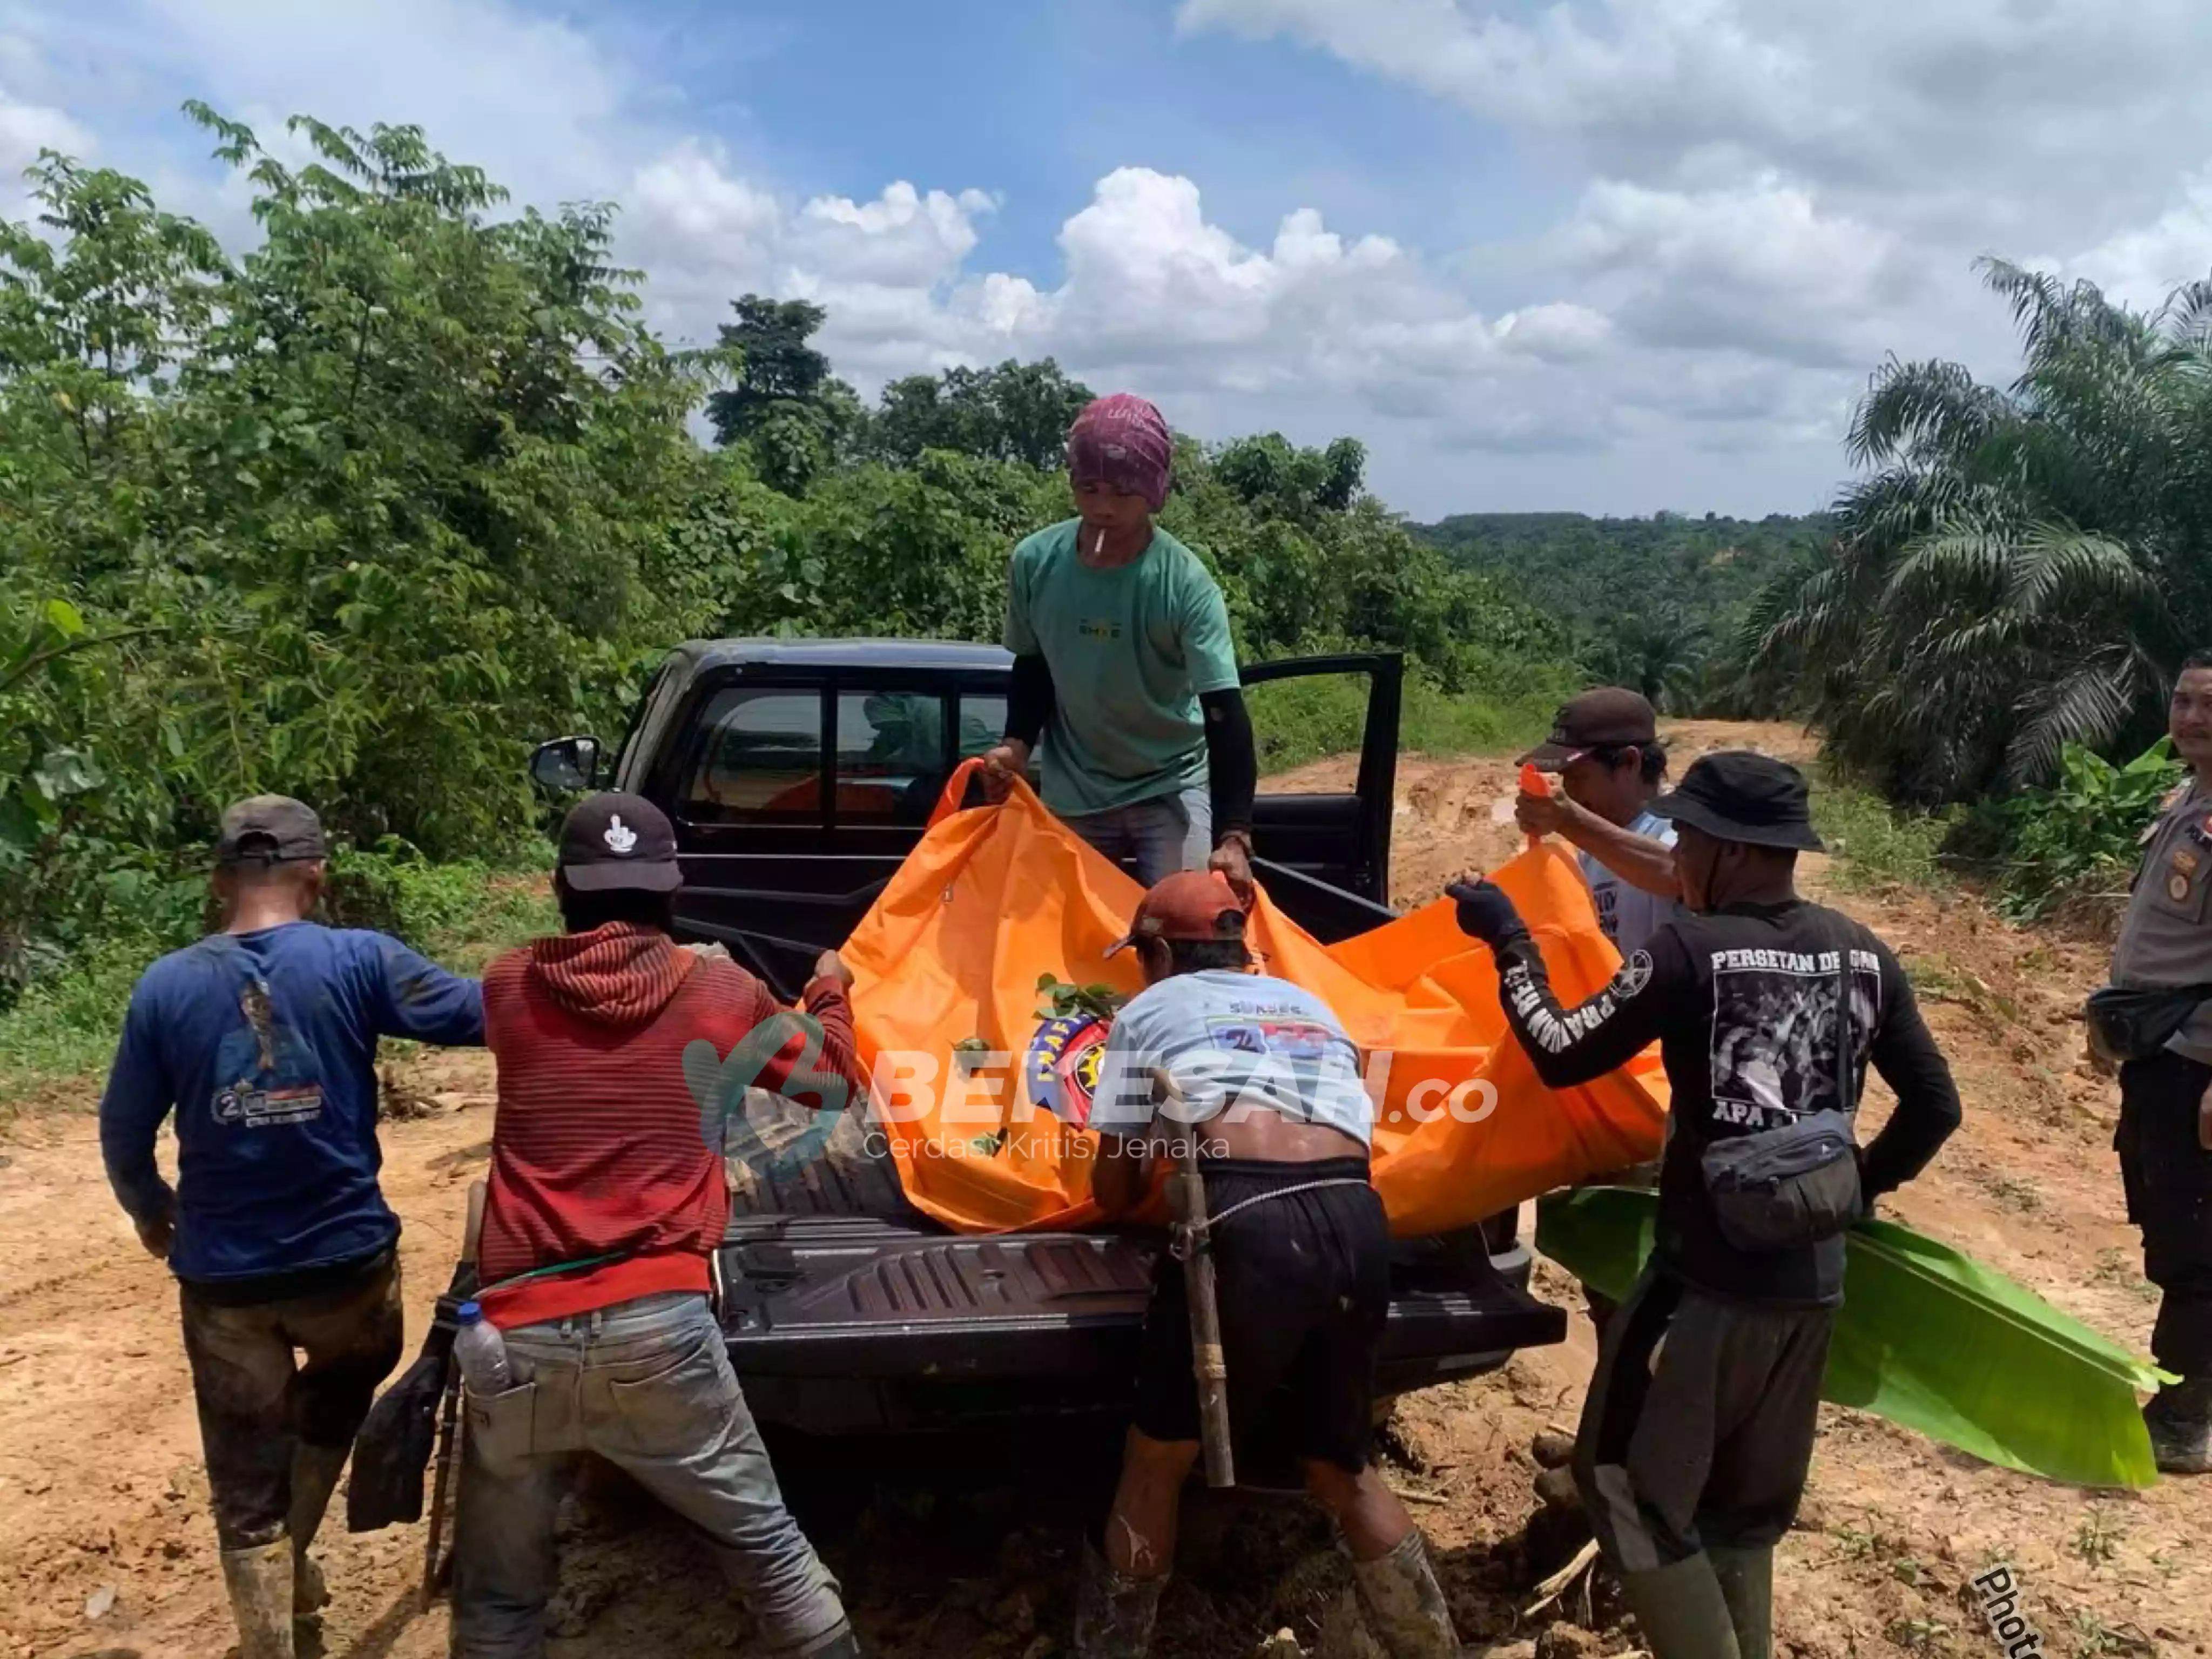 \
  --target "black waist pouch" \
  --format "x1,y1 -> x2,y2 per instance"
1700,1109 -> 1863,1252
2086,984 -> 2212,1064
